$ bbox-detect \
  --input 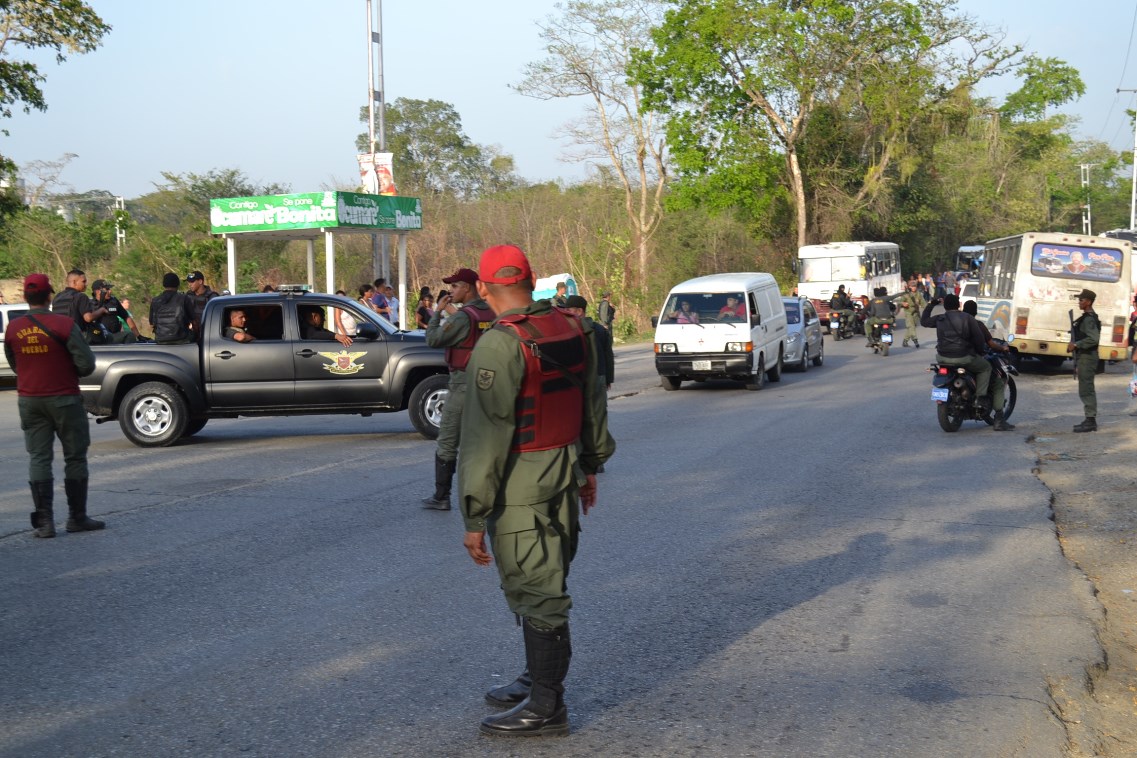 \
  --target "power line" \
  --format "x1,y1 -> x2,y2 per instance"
1100,4 -> 1137,144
